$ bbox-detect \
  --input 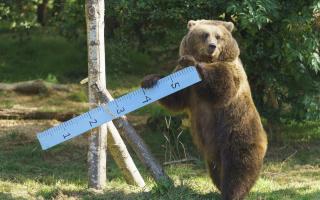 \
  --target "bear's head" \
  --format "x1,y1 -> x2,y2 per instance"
179,19 -> 240,62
